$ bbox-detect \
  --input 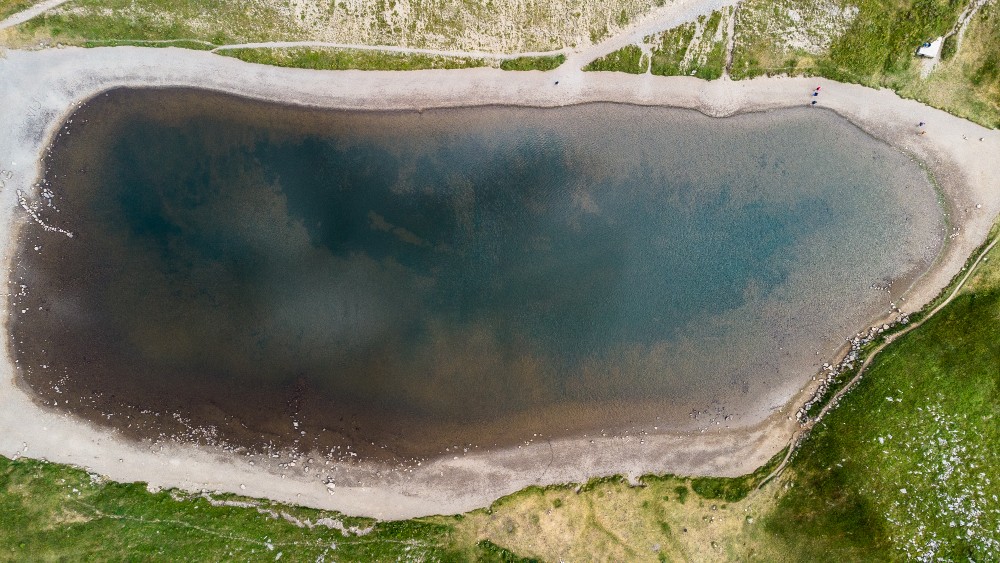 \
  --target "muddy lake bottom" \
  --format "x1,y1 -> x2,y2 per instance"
8,89 -> 945,463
